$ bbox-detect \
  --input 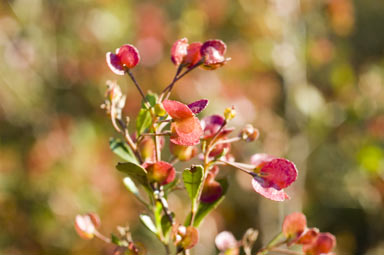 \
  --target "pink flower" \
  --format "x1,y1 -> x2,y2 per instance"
170,38 -> 202,68
163,100 -> 203,146
200,40 -> 230,70
144,161 -> 175,185
106,44 -> 140,75
250,154 -> 298,201
215,231 -> 239,255
171,38 -> 189,66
